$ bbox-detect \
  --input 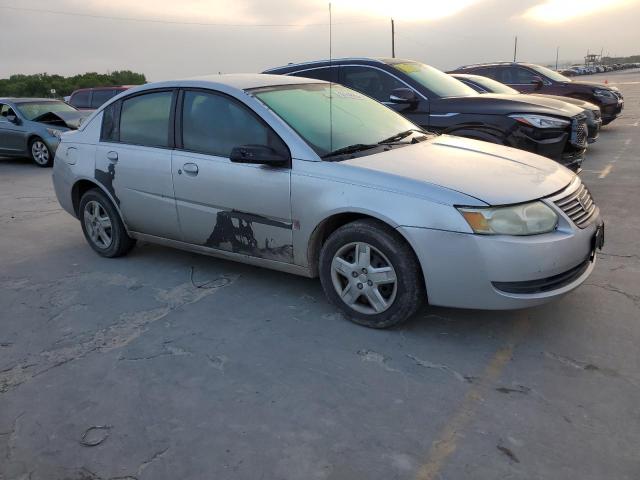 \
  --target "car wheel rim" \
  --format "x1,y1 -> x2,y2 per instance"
31,141 -> 49,165
330,242 -> 398,315
83,201 -> 113,249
